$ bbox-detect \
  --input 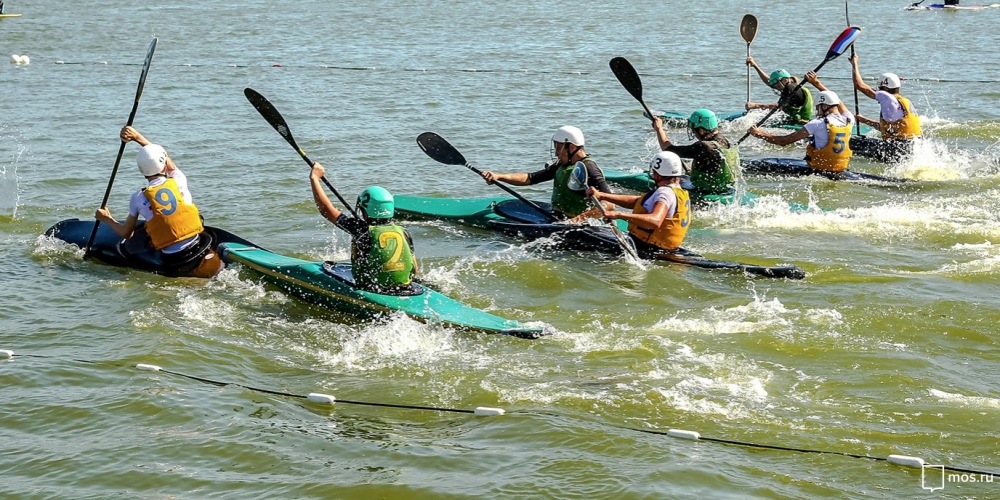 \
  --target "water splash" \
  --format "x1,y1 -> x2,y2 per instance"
0,123 -> 27,218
